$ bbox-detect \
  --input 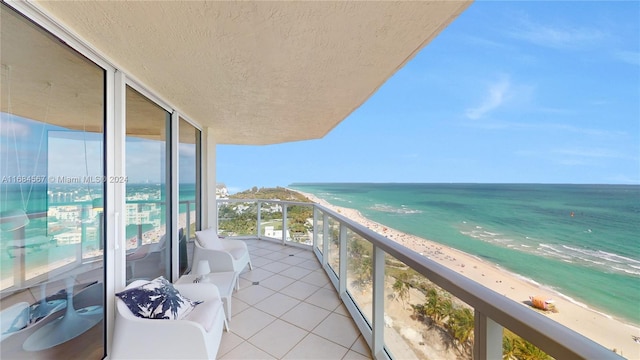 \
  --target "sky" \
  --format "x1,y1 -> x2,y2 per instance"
218,1 -> 640,194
